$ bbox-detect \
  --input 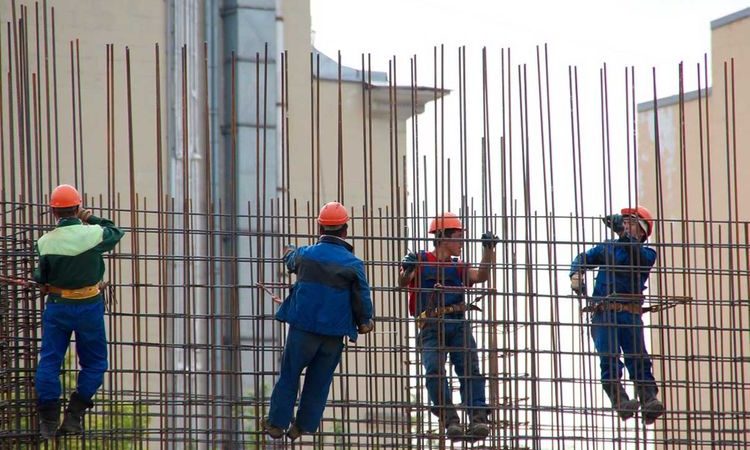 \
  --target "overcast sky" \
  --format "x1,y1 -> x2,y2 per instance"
311,0 -> 749,101
310,0 -> 750,221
